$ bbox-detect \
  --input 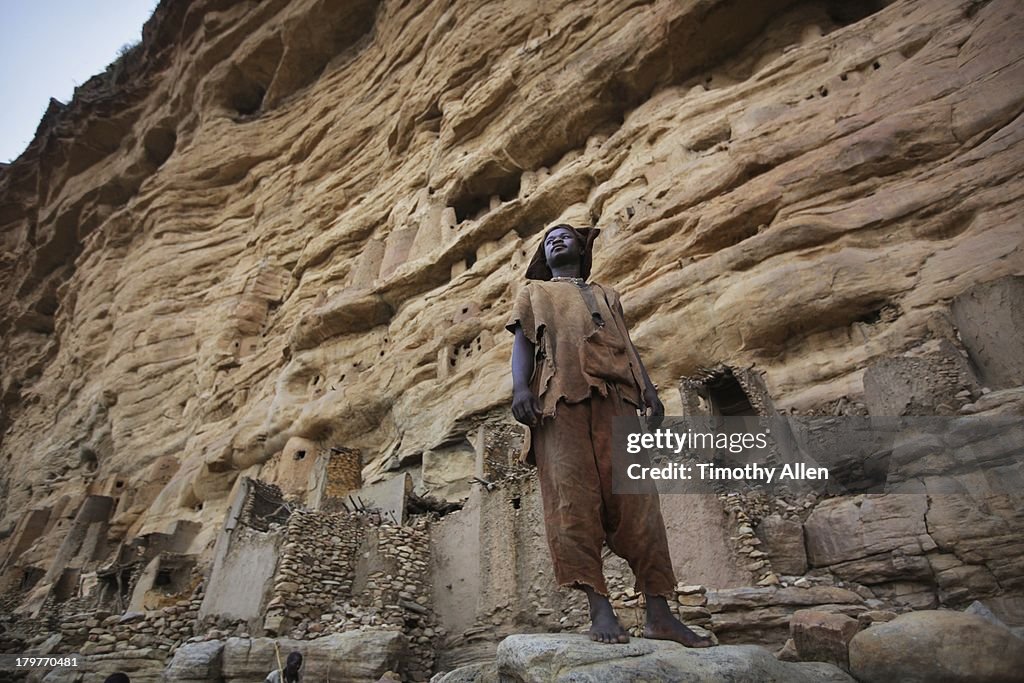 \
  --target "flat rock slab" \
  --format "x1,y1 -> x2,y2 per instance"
219,630 -> 406,682
495,634 -> 854,683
